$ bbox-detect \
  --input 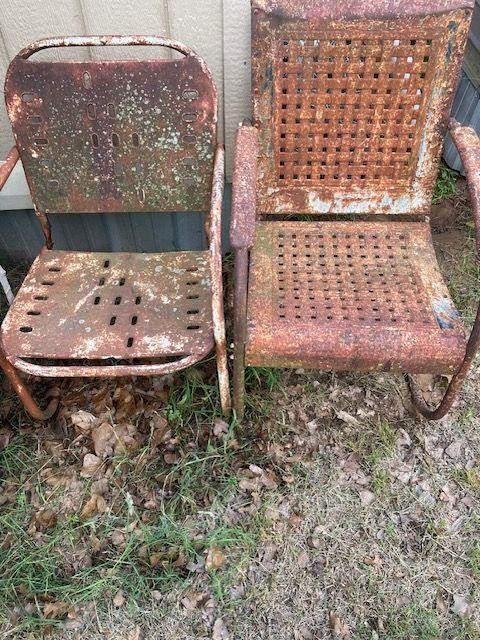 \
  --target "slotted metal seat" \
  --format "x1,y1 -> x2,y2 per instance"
0,36 -> 230,419
230,0 -> 480,420
2,250 -> 214,361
